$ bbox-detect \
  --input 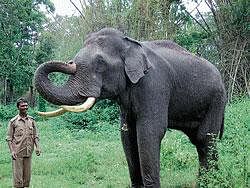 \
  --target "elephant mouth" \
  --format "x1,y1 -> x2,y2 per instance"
37,97 -> 96,117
